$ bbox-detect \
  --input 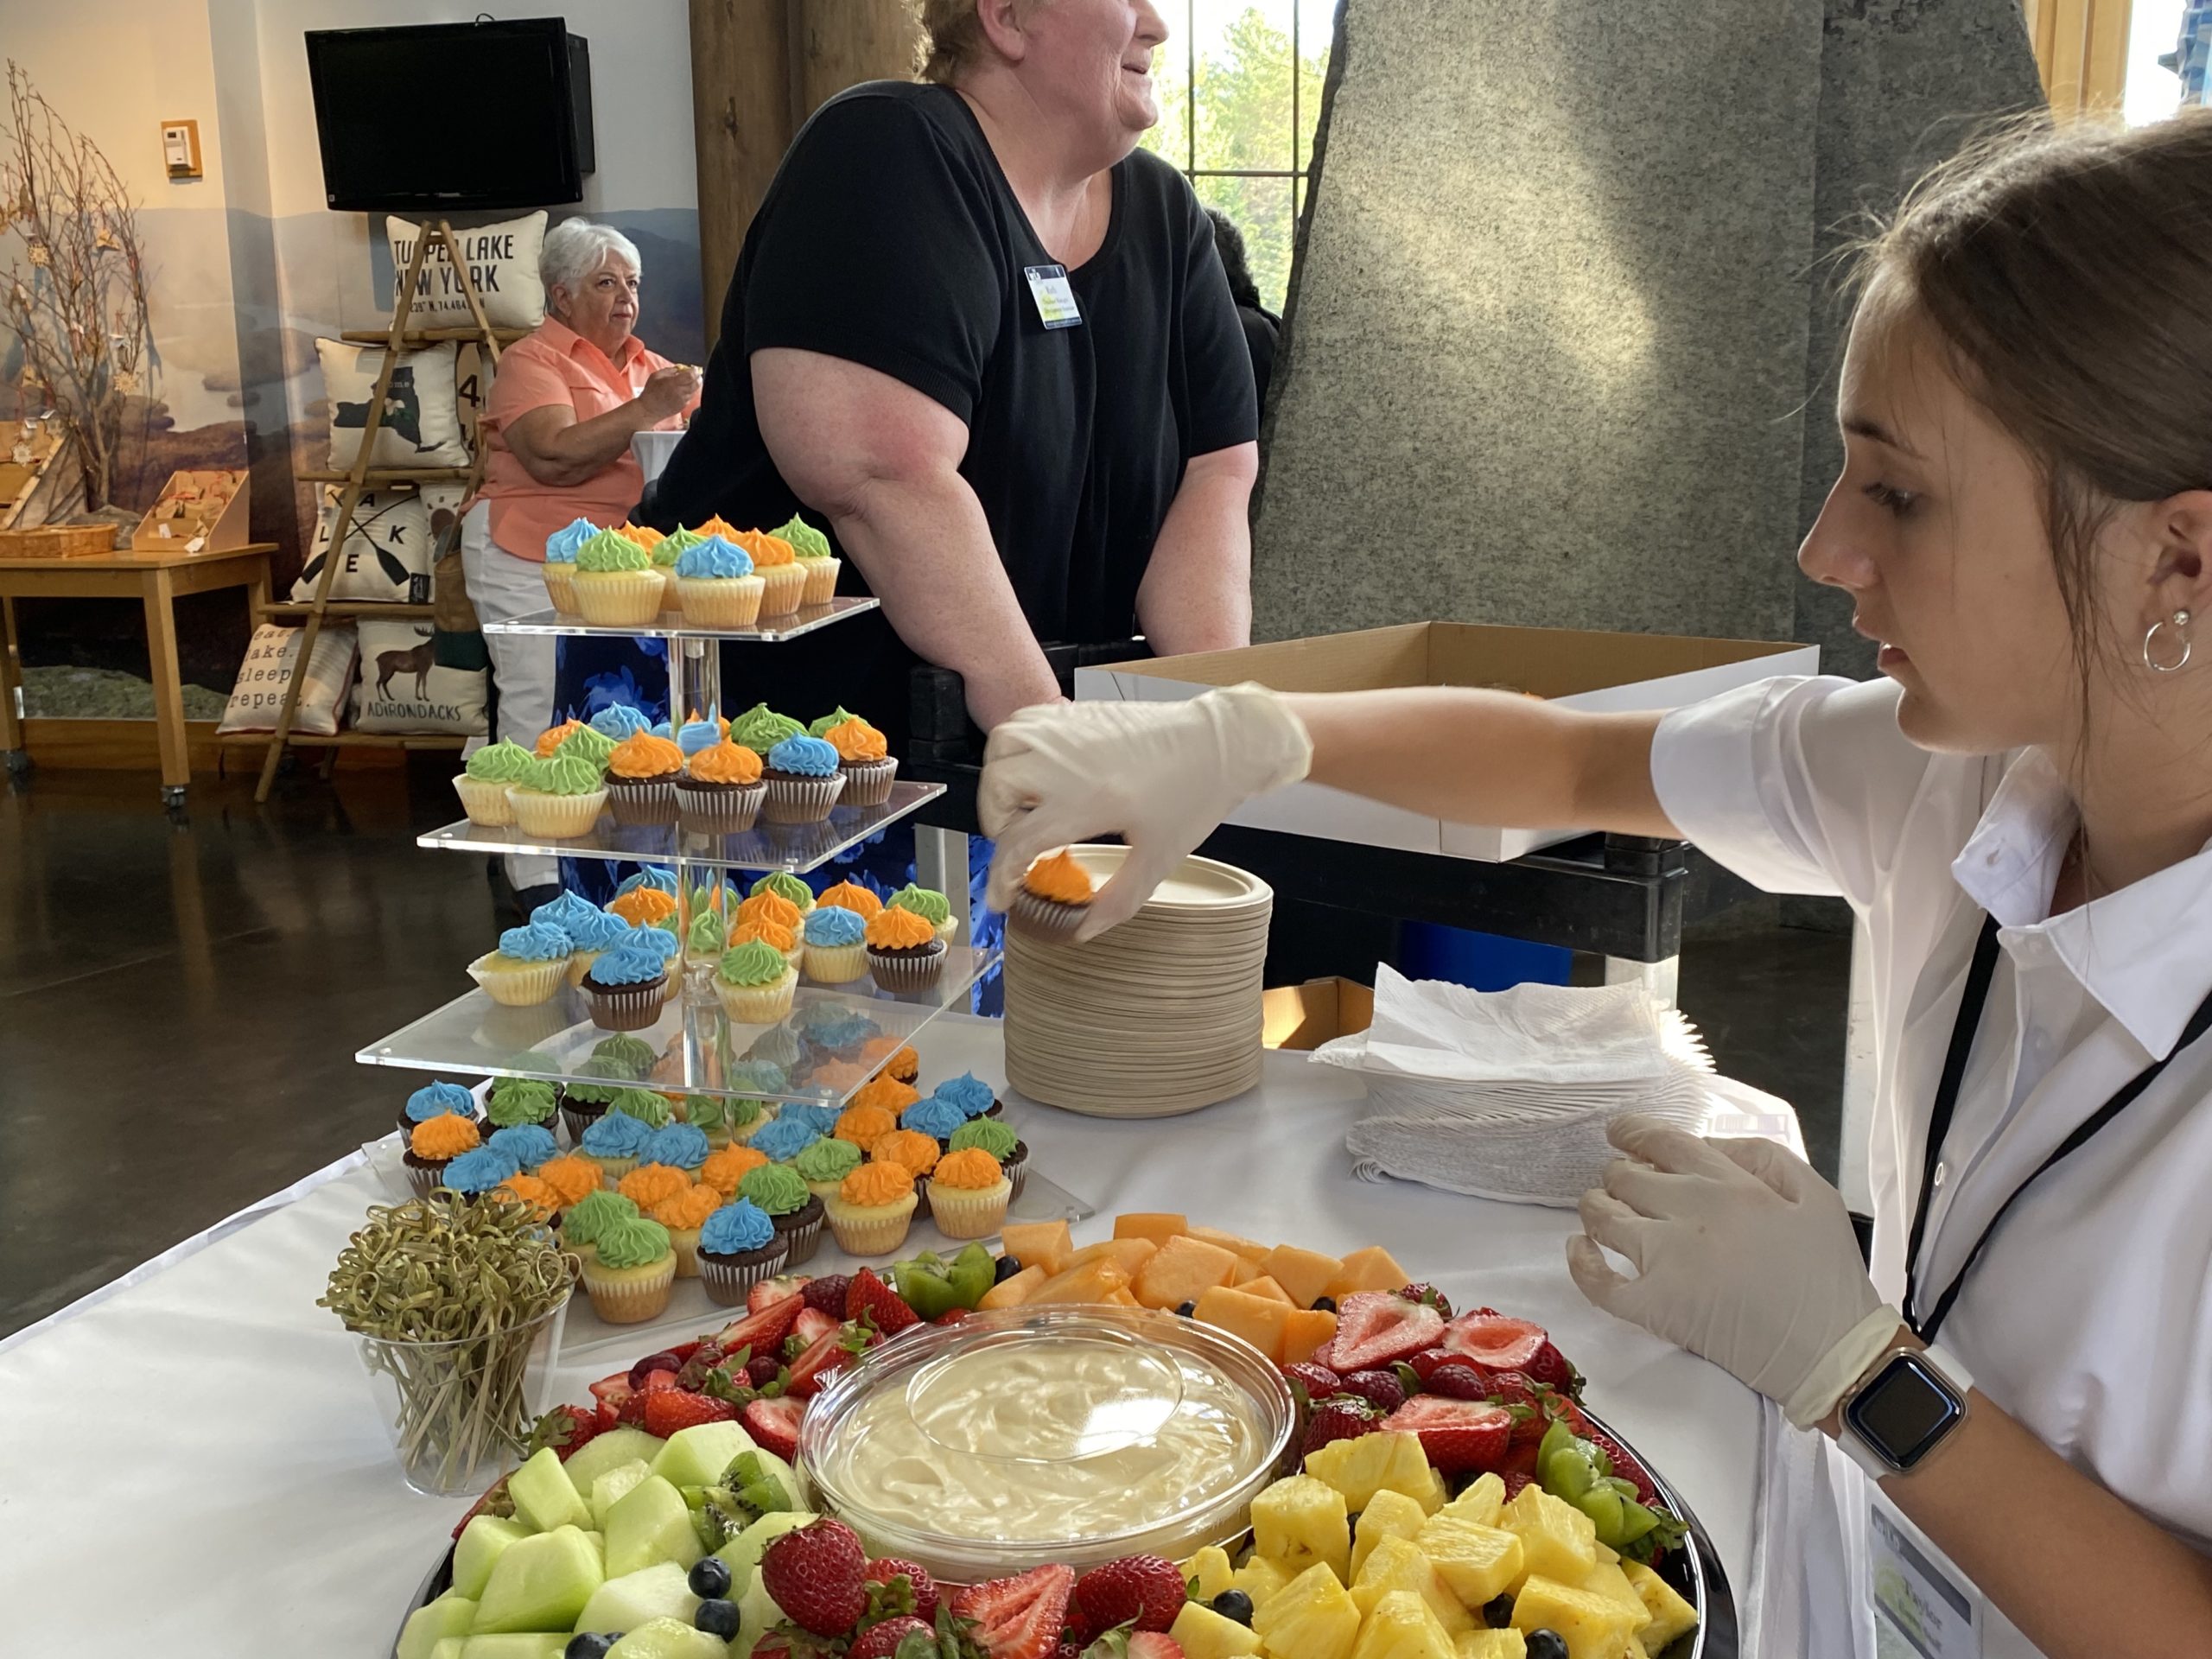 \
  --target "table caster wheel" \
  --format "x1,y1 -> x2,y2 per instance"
162,785 -> 188,810
3,748 -> 28,778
